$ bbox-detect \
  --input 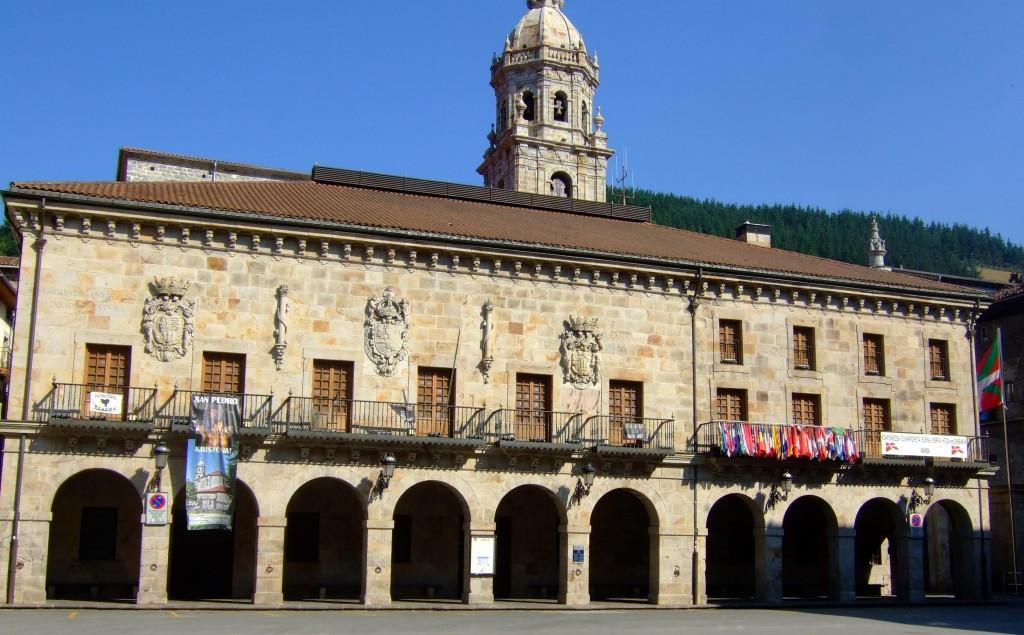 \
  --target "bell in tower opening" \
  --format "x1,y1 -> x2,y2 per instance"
478,0 -> 614,202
